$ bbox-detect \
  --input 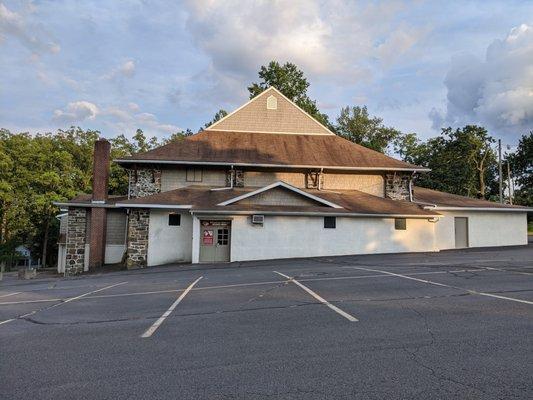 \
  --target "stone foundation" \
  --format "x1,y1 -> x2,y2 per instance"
65,208 -> 87,276
127,209 -> 150,269
385,173 -> 411,201
129,169 -> 161,198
